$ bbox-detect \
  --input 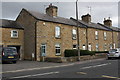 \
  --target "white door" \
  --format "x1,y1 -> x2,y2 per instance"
82,45 -> 86,50
113,43 -> 116,49
88,44 -> 92,51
